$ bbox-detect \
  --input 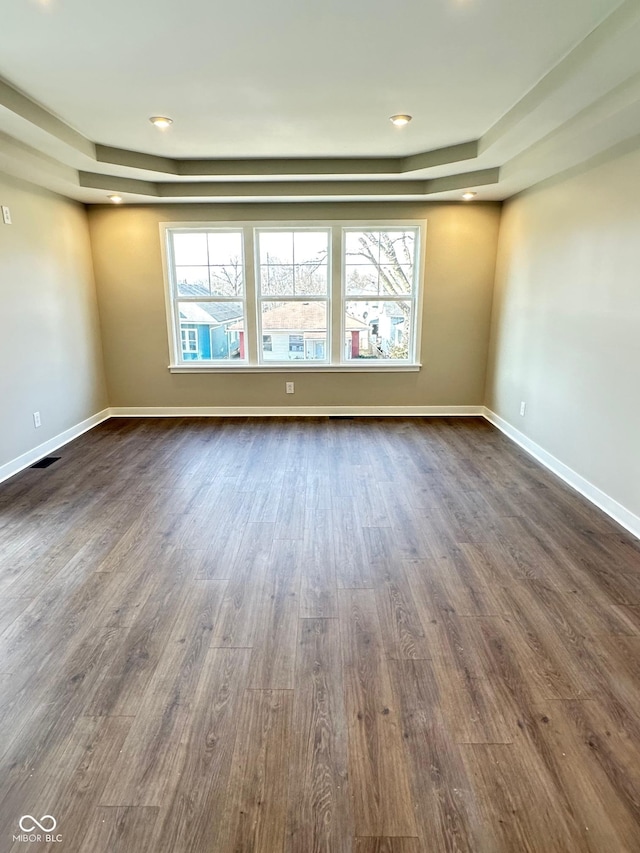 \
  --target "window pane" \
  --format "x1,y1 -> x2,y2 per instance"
207,231 -> 243,266
379,230 -> 416,267
259,231 -> 293,264
261,301 -> 328,361
344,300 -> 412,361
177,301 -> 244,361
345,231 -> 379,262
209,264 -> 244,297
173,232 -> 208,266
293,231 -> 328,264
345,229 -> 417,294
261,264 -> 295,296
258,230 -> 329,297
294,264 -> 327,295
175,267 -> 210,297
345,264 -> 378,295
379,264 -> 413,296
